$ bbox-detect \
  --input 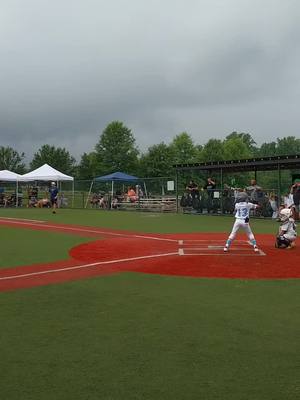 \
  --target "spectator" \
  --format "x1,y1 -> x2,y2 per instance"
135,185 -> 144,199
204,177 -> 216,213
90,193 -> 100,208
269,193 -> 278,219
37,198 -> 51,208
186,180 -> 199,199
99,194 -> 107,209
204,177 -> 216,196
127,187 -> 137,202
222,184 -> 234,213
291,180 -> 300,220
246,179 -> 262,203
